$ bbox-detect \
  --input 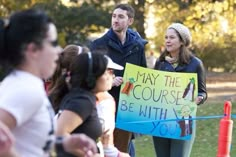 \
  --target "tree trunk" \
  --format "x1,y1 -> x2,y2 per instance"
131,0 -> 146,39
